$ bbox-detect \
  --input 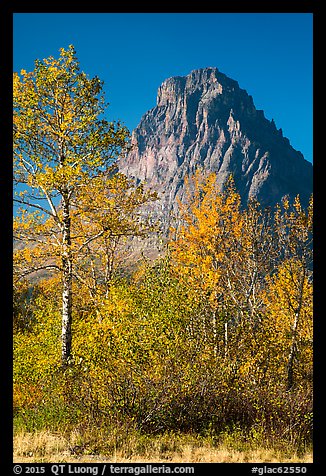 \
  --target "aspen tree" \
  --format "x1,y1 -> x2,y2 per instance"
14,46 -> 135,365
